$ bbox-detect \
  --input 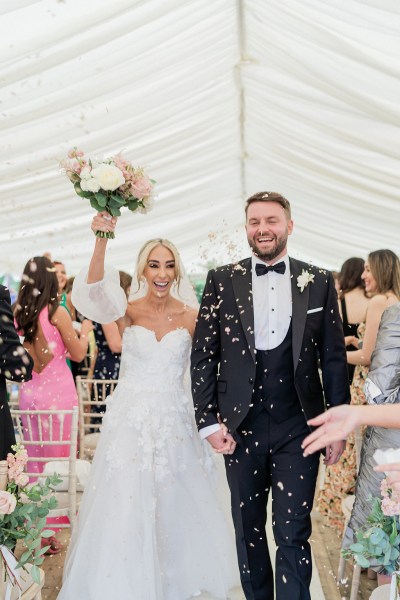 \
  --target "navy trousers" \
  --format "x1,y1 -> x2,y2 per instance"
225,408 -> 319,600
